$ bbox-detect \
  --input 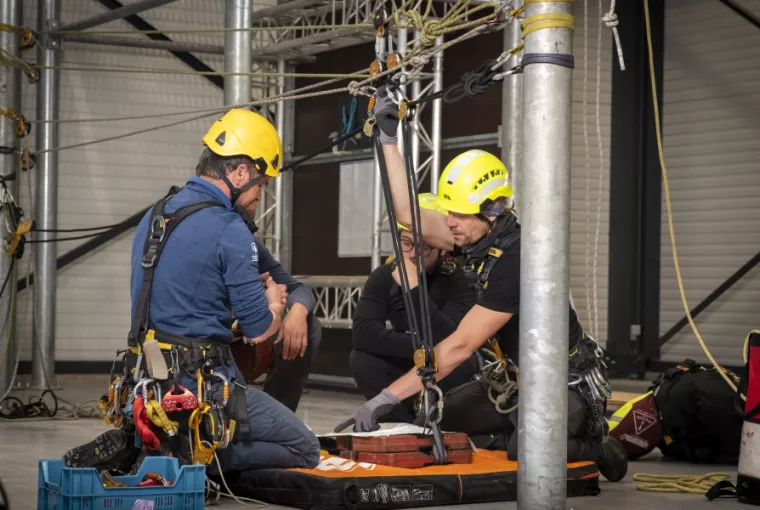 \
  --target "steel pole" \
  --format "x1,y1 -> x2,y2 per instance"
501,3 -> 524,210
274,59 -> 293,265
431,36 -> 443,193
396,27 -> 407,157
0,0 -> 21,395
32,0 -> 61,390
410,30 -> 422,175
224,0 -> 252,107
517,1 -> 575,509
371,152 -> 382,269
